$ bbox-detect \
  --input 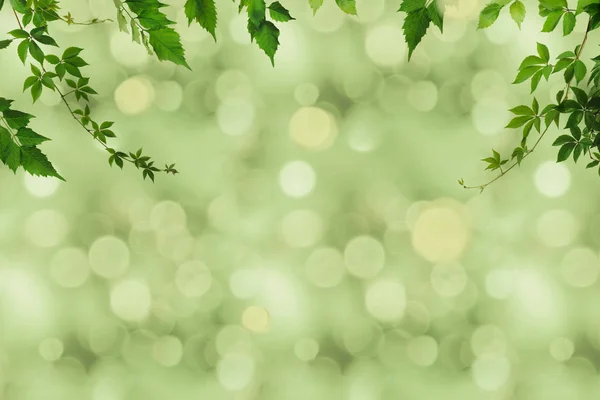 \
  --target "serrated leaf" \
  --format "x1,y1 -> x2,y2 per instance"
402,8 -> 430,60
268,1 -> 294,22
16,127 -> 49,146
184,0 -> 218,39
552,134 -> 575,146
478,3 -> 503,29
537,42 -> 550,63
0,39 -> 11,50
148,28 -> 190,69
0,126 -> 20,173
20,146 -> 64,180
247,0 -> 266,25
513,65 -> 541,84
426,2 -> 443,32
510,105 -> 534,115
399,0 -> 426,13
574,60 -> 587,83
506,115 -> 533,128
254,20 -> 279,66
